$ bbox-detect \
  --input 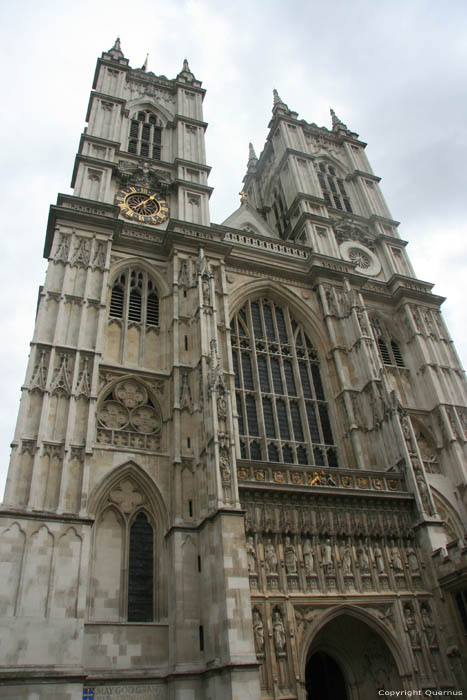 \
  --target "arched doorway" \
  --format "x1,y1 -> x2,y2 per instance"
303,612 -> 404,699
305,651 -> 348,699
